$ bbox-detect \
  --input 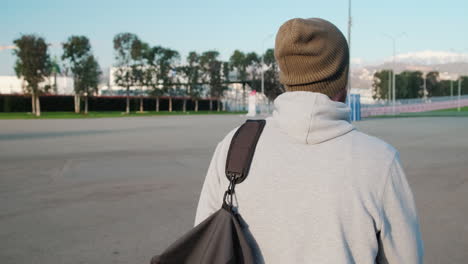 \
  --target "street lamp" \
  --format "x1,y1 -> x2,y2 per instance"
439,72 -> 461,111
451,79 -> 454,98
458,77 -> 462,112
384,32 -> 406,115
423,72 -> 428,101
346,0 -> 352,105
